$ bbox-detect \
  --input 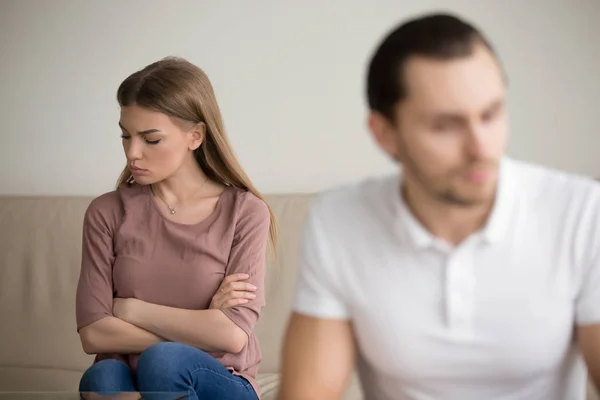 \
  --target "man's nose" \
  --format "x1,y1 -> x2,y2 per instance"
465,126 -> 492,160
